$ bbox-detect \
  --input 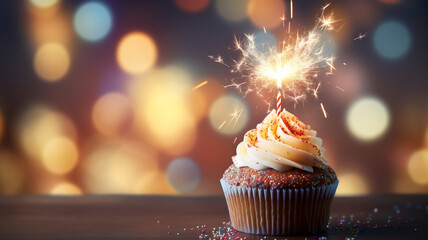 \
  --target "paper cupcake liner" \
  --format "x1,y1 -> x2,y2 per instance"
220,179 -> 338,235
